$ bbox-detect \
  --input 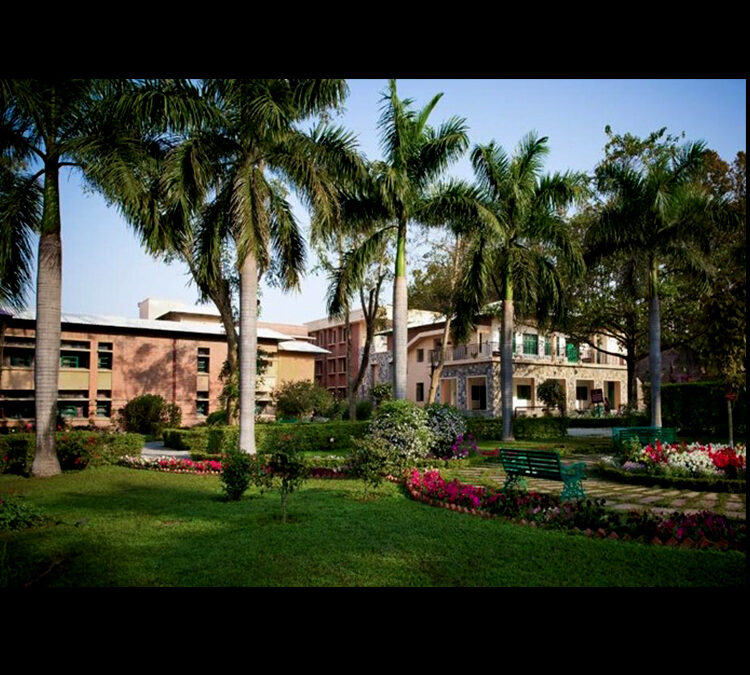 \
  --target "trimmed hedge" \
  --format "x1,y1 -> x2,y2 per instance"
591,462 -> 747,494
163,420 -> 370,455
464,416 -> 569,440
644,381 -> 747,437
0,431 -> 146,475
566,415 -> 649,428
